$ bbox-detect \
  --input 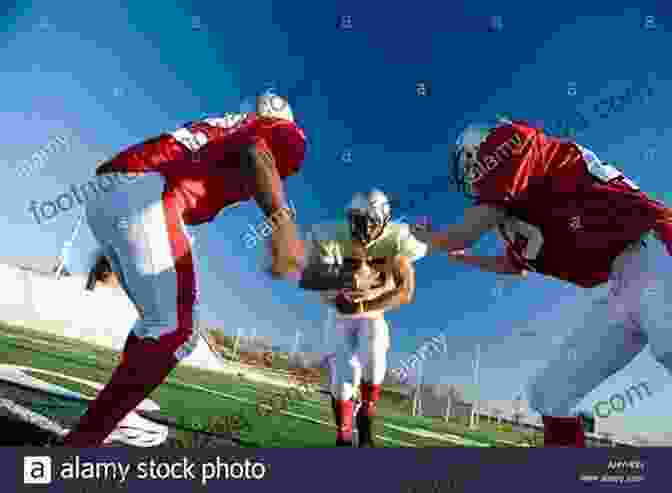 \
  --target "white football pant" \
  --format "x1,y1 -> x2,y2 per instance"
85,173 -> 202,361
527,237 -> 672,416
331,317 -> 390,401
